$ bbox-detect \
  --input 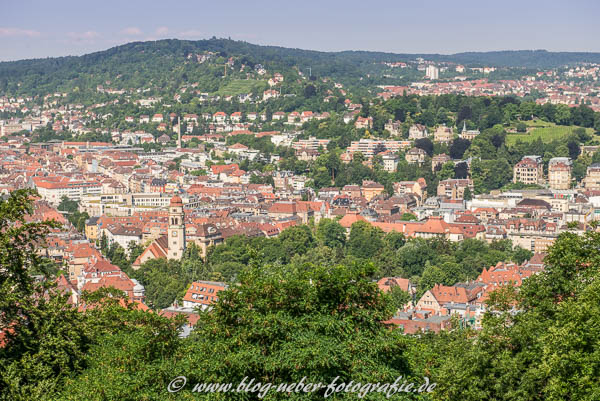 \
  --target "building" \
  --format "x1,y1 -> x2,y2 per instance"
167,195 -> 186,259
393,178 -> 428,201
361,181 -> 385,201
432,154 -> 451,172
459,122 -> 480,140
513,156 -> 544,185
437,179 -> 474,199
292,137 -> 331,151
382,153 -> 400,172
384,120 -> 403,137
408,124 -> 428,140
548,157 -> 572,190
346,139 -> 410,159
584,163 -> 600,190
425,65 -> 439,80
405,147 -> 427,164
103,224 -> 142,253
84,217 -> 99,241
133,195 -> 186,268
31,176 -> 102,205
182,280 -> 228,310
416,283 -> 482,315
355,116 -> 373,129
433,125 -> 453,144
